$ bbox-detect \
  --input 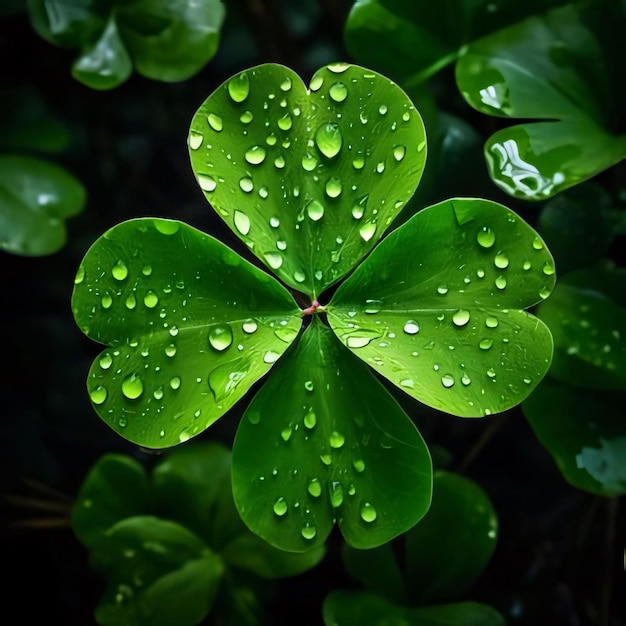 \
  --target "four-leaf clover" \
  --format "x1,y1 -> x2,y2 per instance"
72,63 -> 556,551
